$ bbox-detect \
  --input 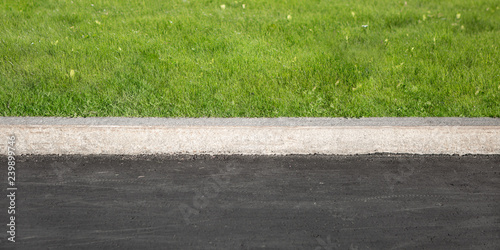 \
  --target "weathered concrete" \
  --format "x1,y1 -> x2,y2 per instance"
0,117 -> 499,155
